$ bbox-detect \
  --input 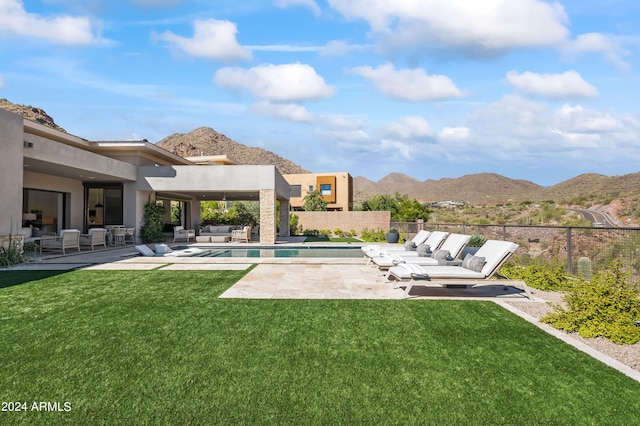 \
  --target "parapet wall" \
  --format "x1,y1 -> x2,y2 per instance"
294,211 -> 390,234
